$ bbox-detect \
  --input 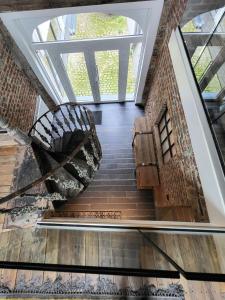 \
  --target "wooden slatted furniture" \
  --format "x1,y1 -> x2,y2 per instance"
132,117 -> 159,189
